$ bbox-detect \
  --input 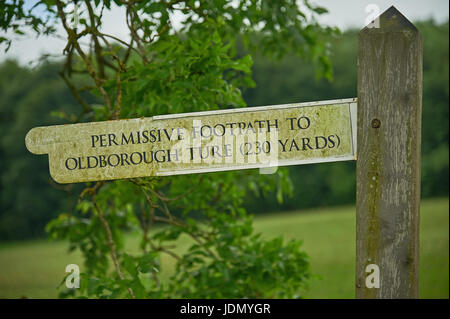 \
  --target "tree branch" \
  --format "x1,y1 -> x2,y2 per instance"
92,197 -> 136,299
